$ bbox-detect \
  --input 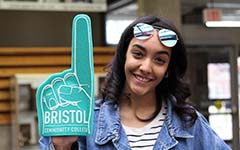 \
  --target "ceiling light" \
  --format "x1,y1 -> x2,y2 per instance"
205,21 -> 240,27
